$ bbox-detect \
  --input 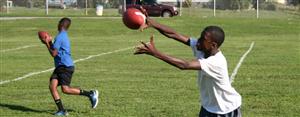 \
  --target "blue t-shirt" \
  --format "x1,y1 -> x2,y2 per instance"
53,30 -> 74,67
